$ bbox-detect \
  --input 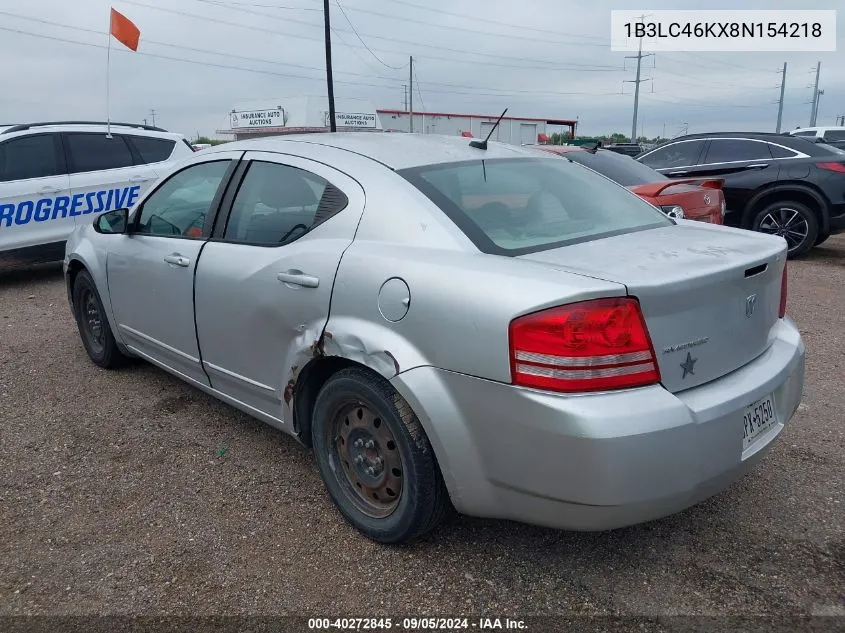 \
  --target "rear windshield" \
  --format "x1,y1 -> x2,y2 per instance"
564,150 -> 667,186
399,158 -> 671,256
